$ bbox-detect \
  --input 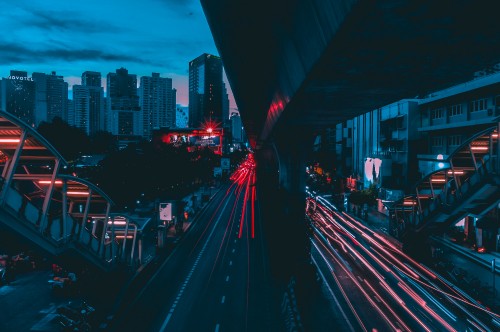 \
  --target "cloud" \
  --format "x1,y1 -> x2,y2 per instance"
19,6 -> 123,34
156,0 -> 196,7
154,0 -> 198,14
0,41 -> 156,66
